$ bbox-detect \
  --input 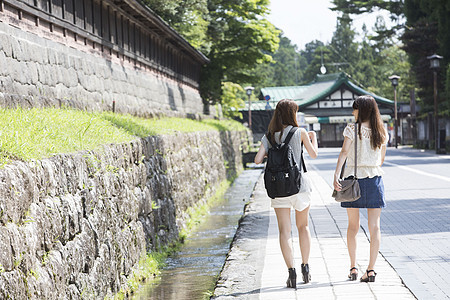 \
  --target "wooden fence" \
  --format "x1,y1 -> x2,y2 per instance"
0,0 -> 208,88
